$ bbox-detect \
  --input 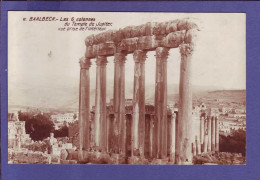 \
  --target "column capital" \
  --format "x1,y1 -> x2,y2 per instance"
179,43 -> 194,56
79,57 -> 91,69
133,50 -> 147,63
114,52 -> 127,64
96,56 -> 108,66
155,47 -> 170,61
